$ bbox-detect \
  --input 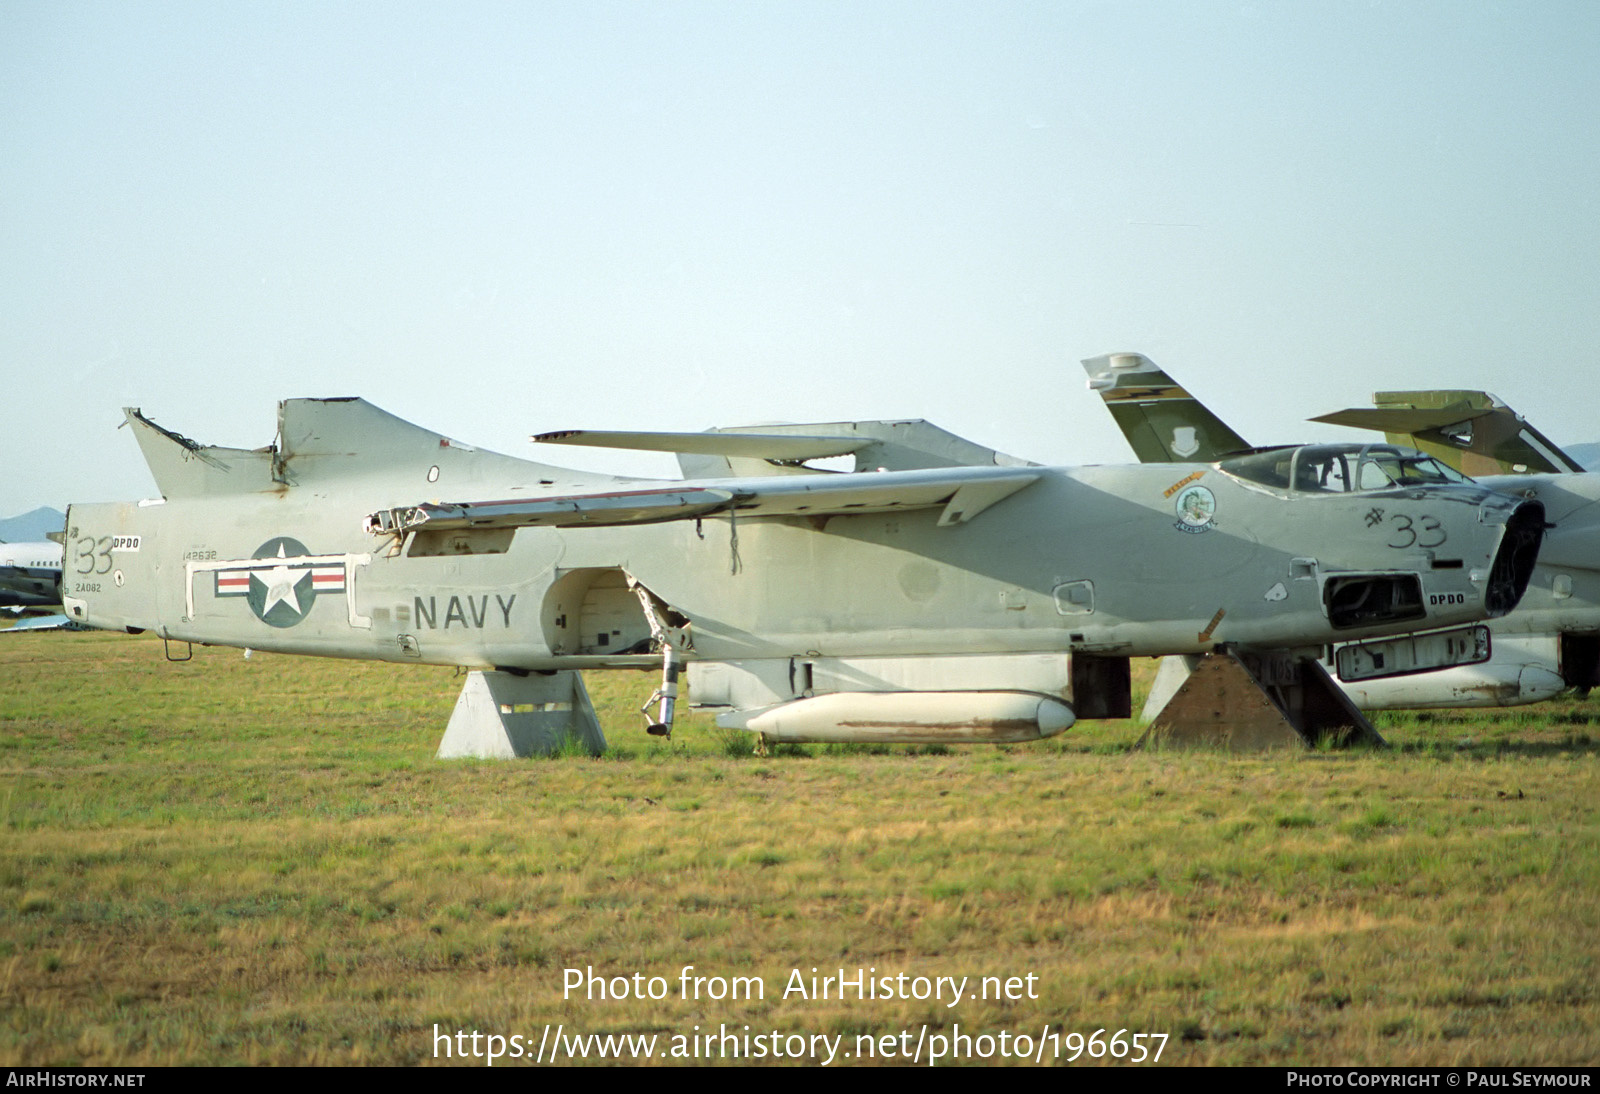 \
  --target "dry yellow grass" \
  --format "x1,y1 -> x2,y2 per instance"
1,632 -> 1596,1065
